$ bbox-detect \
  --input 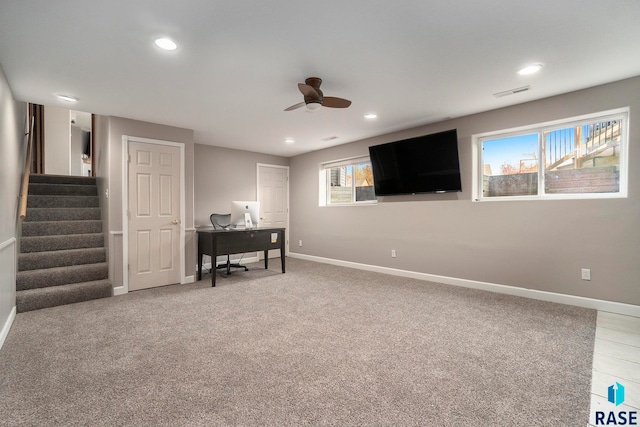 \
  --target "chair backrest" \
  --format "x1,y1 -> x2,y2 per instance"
210,213 -> 231,230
